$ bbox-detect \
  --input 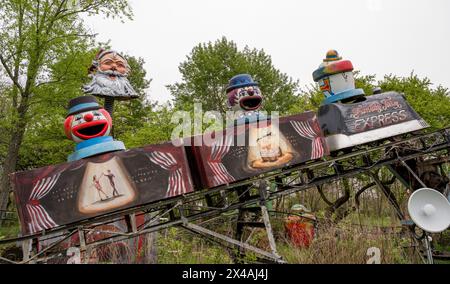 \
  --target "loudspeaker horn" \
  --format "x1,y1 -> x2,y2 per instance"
407,188 -> 450,233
